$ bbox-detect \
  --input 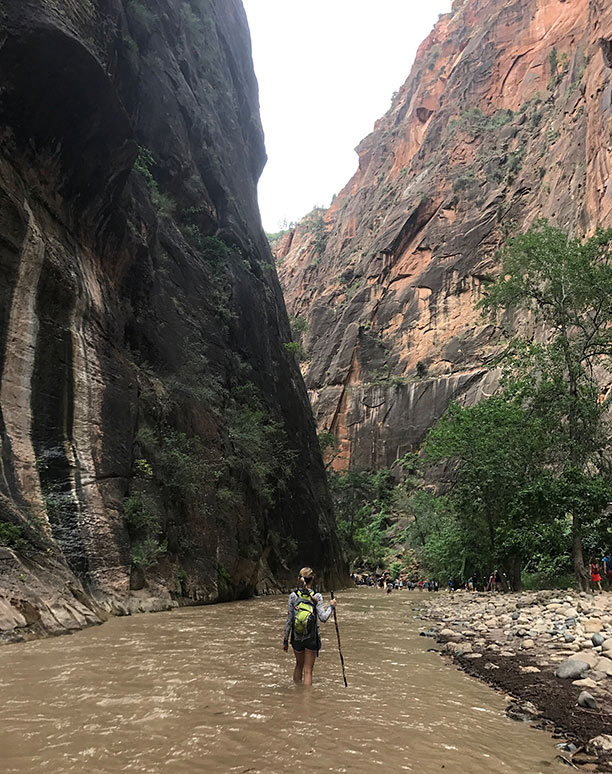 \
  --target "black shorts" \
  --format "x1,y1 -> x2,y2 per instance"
291,634 -> 321,652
